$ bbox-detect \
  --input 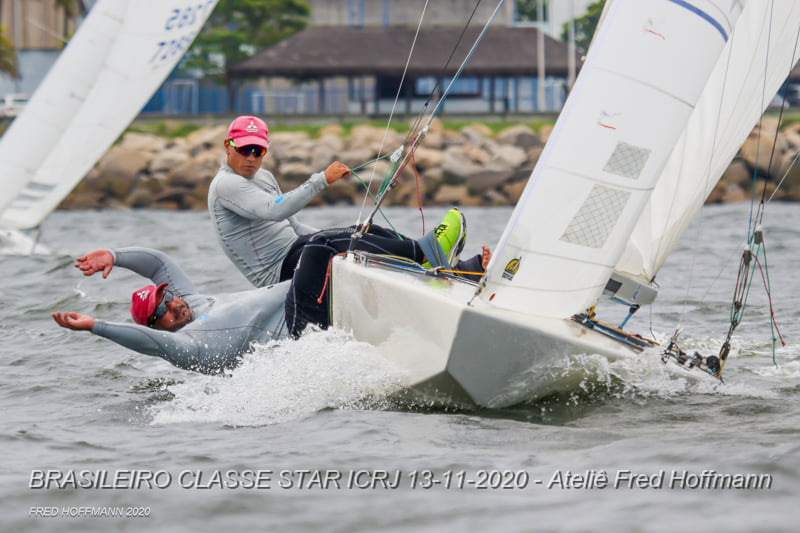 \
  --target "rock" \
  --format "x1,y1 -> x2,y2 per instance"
719,158 -> 751,188
481,188 -> 508,206
739,132 -> 783,178
538,124 -> 554,143
463,144 -> 491,165
167,158 -> 218,187
125,188 -> 157,208
58,191 -> 105,210
283,141 -> 314,163
310,142 -> 337,172
149,148 -> 190,174
269,131 -> 310,161
441,147 -> 482,184
461,124 -> 492,147
503,180 -> 527,204
411,146 -> 444,169
488,144 -> 528,168
185,125 -> 227,156
120,132 -> 168,153
467,159 -> 515,195
322,179 -> 357,205
61,118 -> 800,212
496,124 -> 542,150
318,124 -> 344,136
92,146 -> 150,198
434,184 -> 470,204
278,162 -> 314,182
419,130 -> 443,149
338,147 -> 376,169
348,124 -> 404,154
721,183 -> 747,203
393,179 -> 428,207
779,150 -> 800,189
527,145 -> 544,167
